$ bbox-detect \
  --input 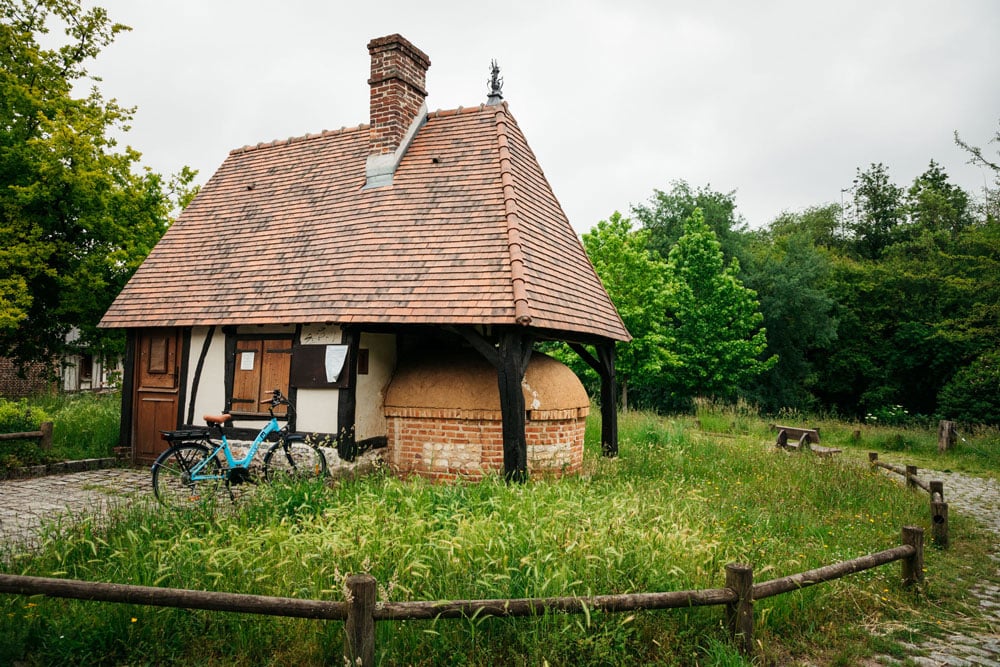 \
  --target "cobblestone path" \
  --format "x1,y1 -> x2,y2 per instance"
875,469 -> 1000,666
0,467 -> 150,551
